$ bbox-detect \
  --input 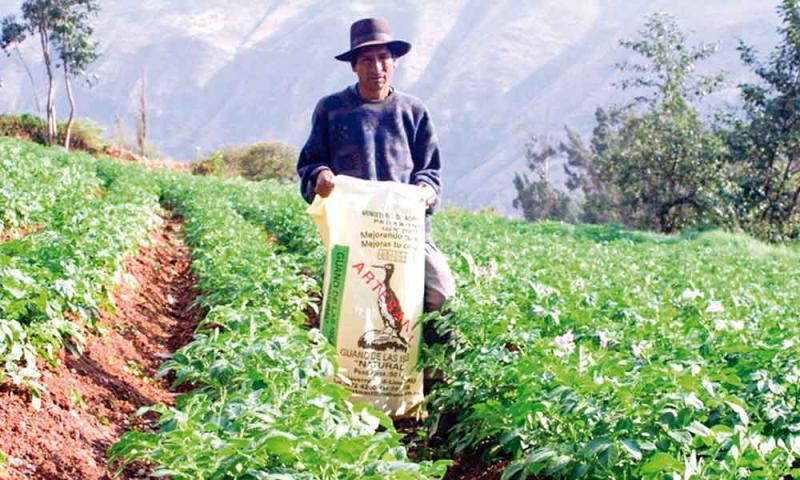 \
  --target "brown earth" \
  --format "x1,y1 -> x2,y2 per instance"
0,224 -> 45,243
445,457 -> 507,480
0,214 -> 200,480
396,414 -> 509,480
97,144 -> 190,172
